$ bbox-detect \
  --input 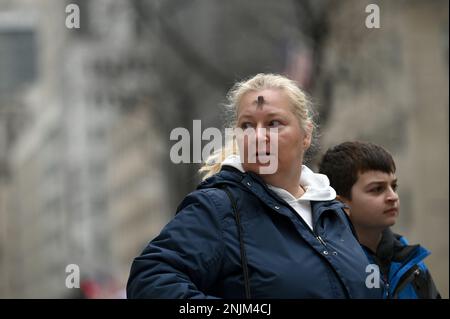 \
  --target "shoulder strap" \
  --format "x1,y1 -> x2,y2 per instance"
220,185 -> 251,299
